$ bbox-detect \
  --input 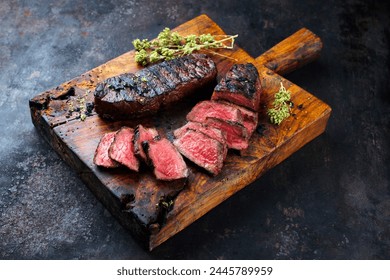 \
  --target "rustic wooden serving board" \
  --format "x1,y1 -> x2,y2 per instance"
30,14 -> 331,250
